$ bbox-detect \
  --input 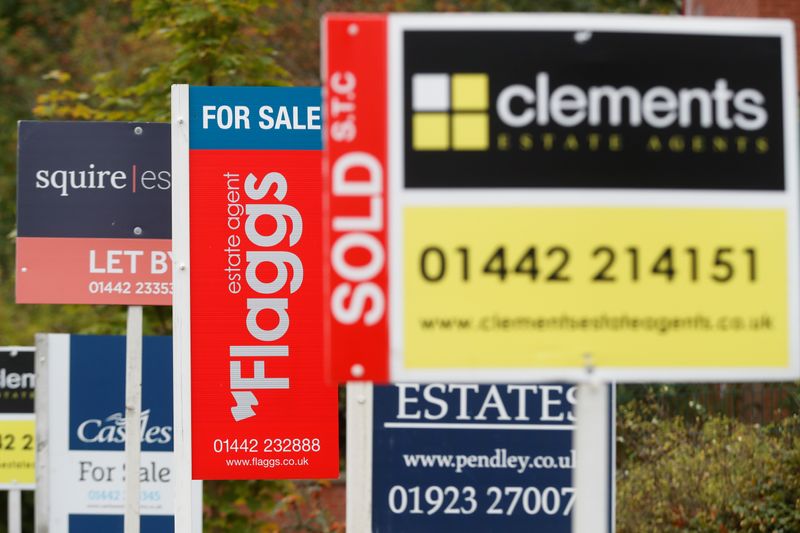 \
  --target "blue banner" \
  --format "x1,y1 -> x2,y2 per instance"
189,86 -> 322,150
